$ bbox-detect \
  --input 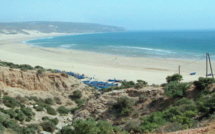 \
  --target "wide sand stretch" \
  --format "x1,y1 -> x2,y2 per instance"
0,31 -> 209,84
